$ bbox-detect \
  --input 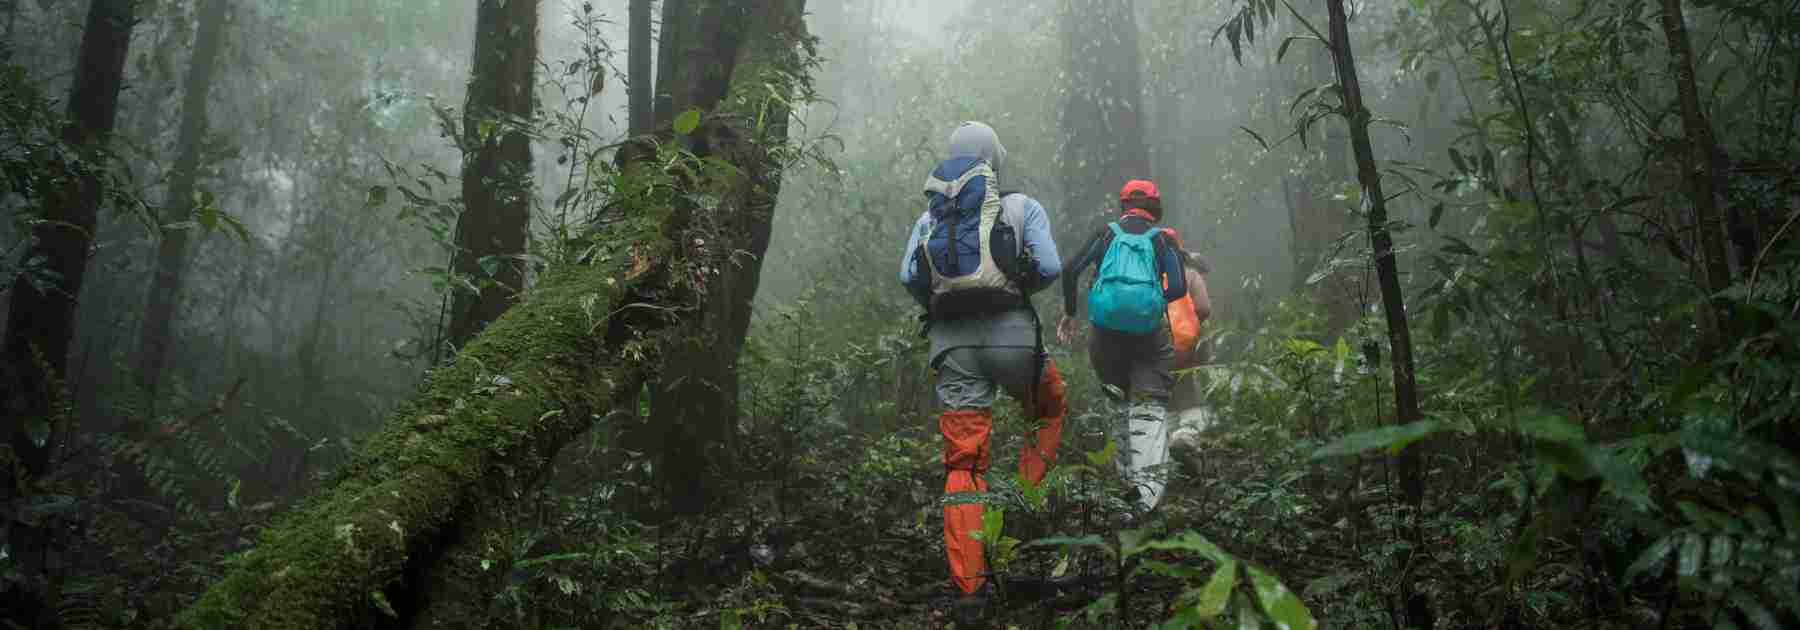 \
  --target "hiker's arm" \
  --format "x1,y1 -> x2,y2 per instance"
1156,232 -> 1187,301
1061,227 -> 1105,317
1020,198 -> 1062,288
1188,269 -> 1211,322
899,214 -> 931,308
